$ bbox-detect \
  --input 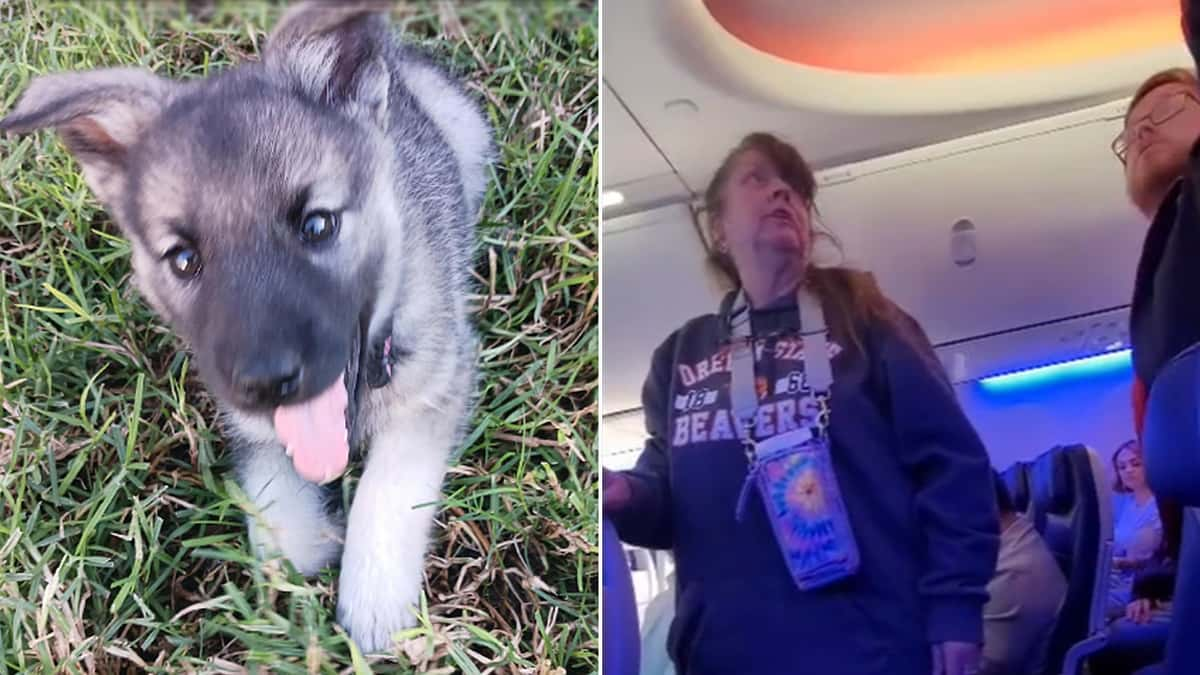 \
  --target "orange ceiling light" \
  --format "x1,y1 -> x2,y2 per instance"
703,0 -> 1180,75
